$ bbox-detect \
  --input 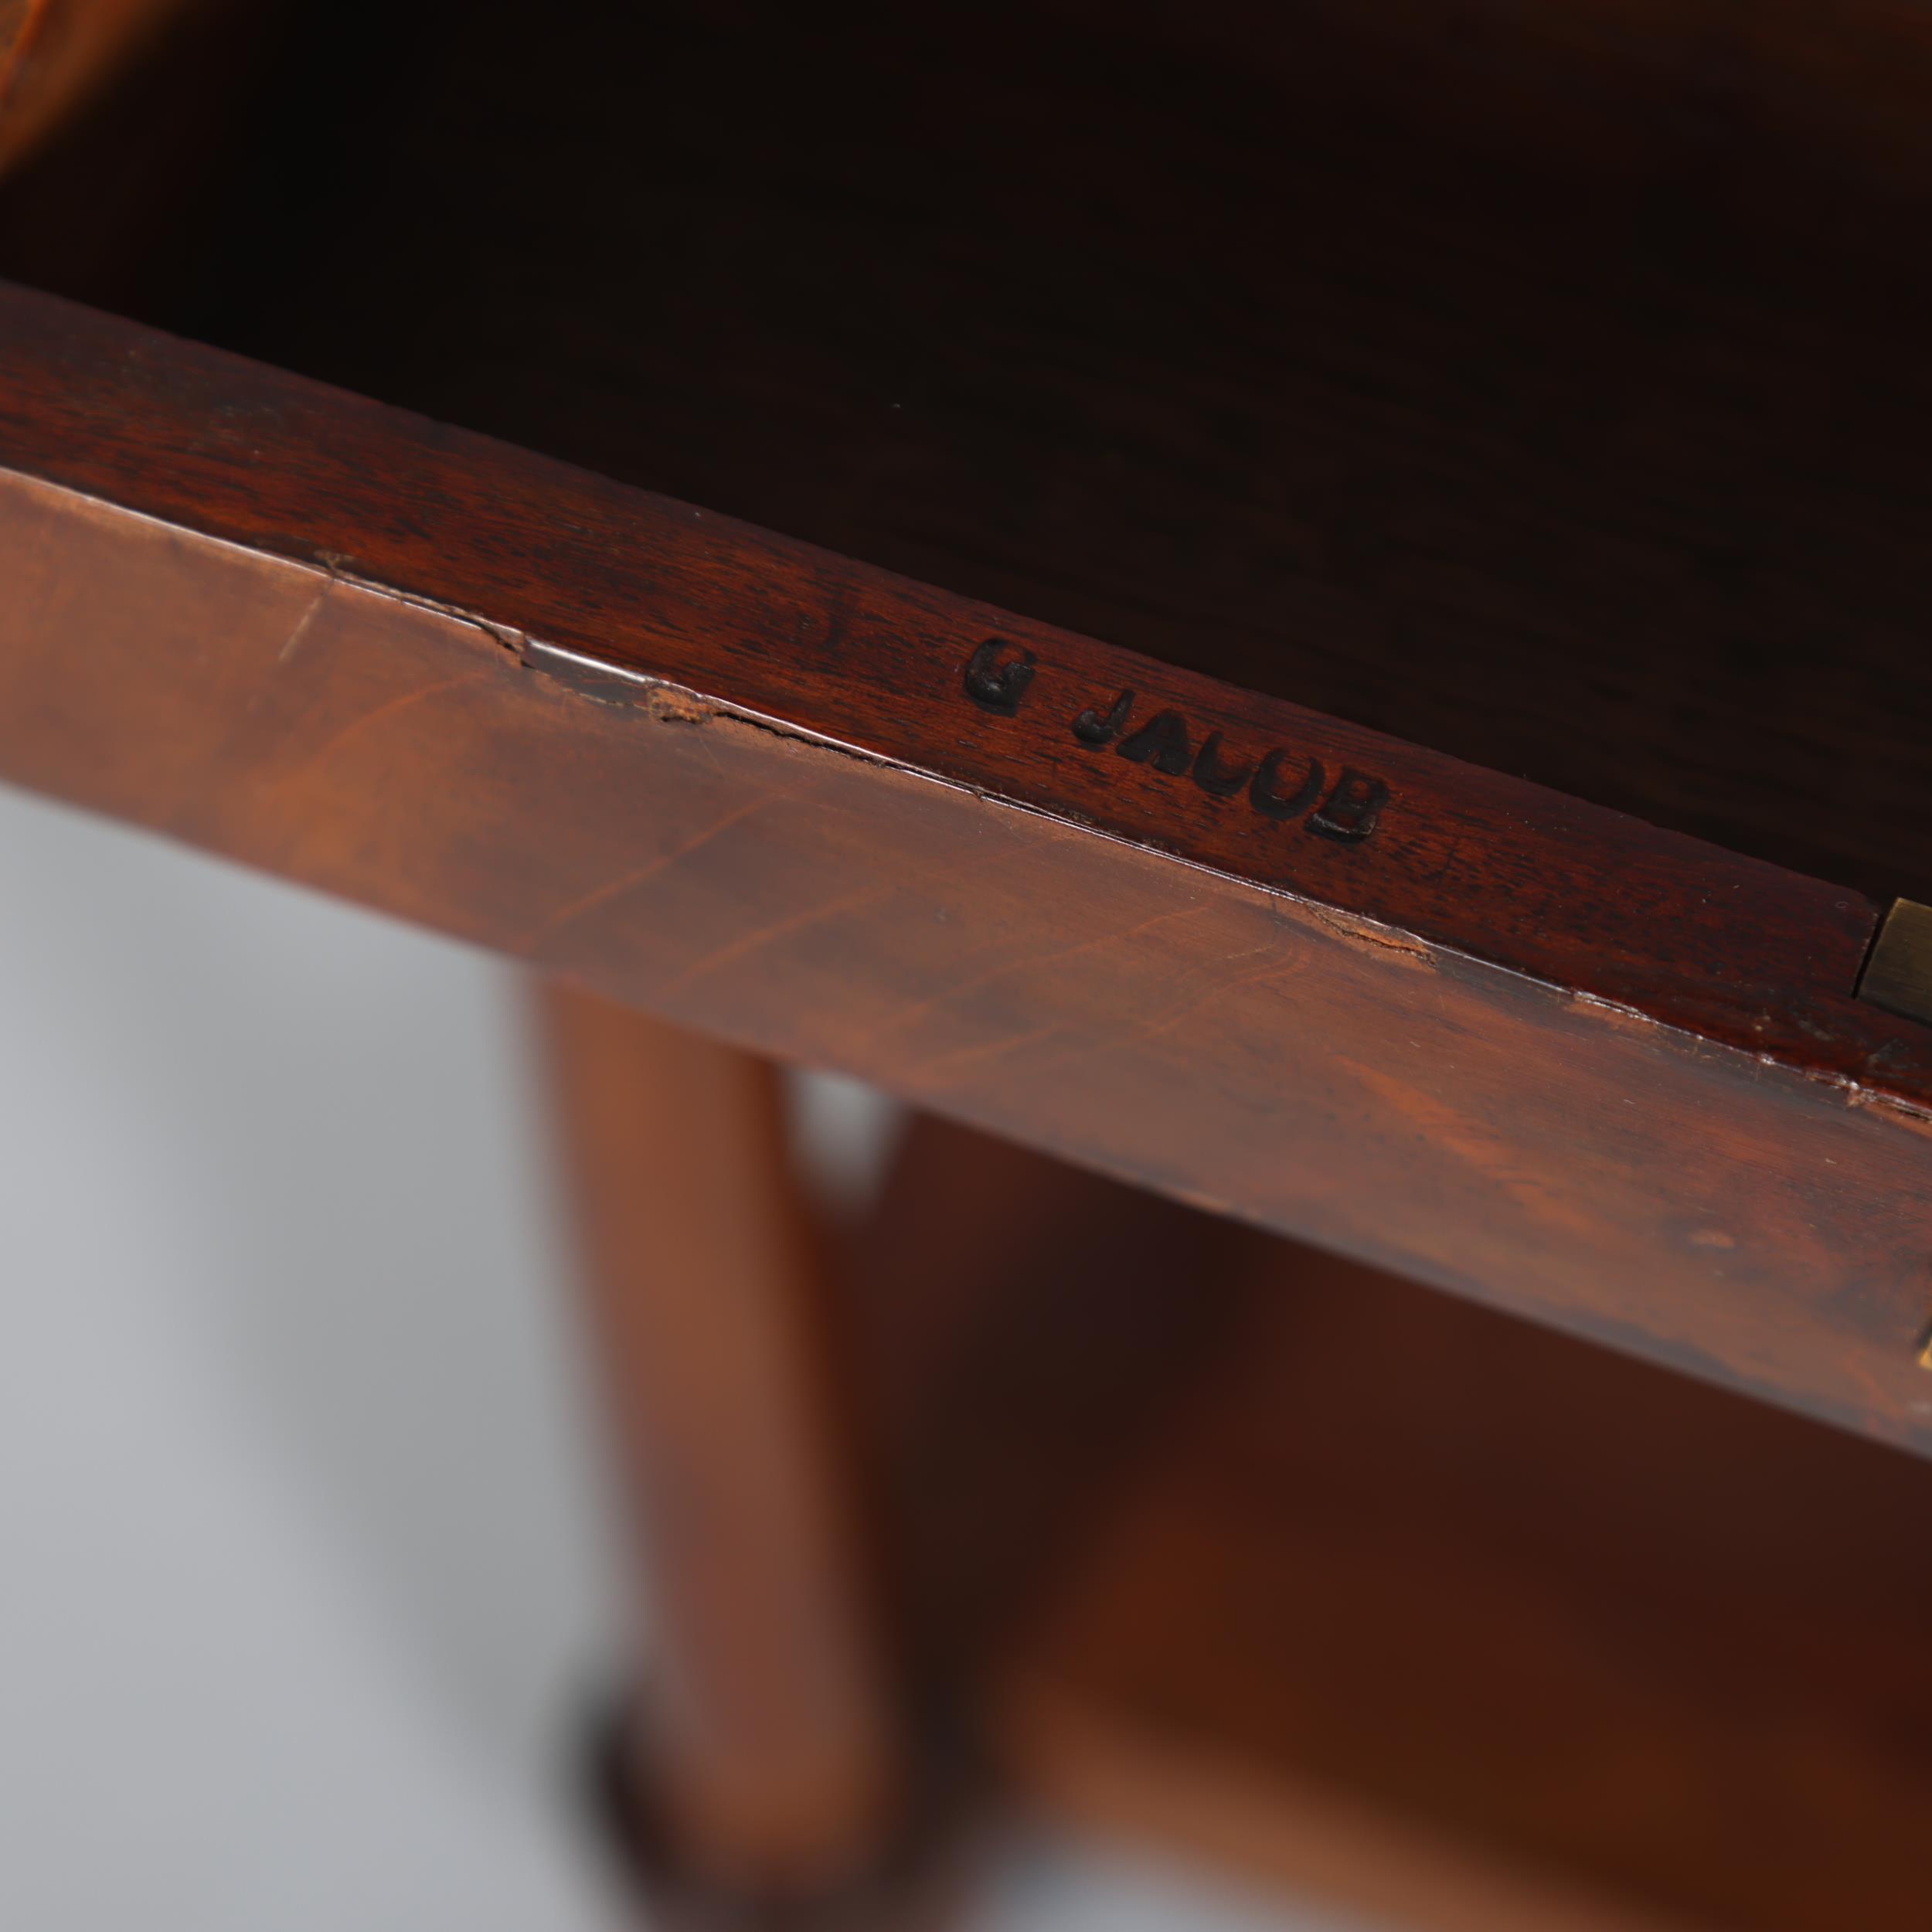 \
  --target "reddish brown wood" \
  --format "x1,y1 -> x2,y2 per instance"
921,1164 -> 1932,1932
17,0 -> 1932,915
0,442 -> 1929,1465
0,287 -> 1923,1114
1009,1707 -> 1683,1932
4,14 -> 1927,1920
837,1115 -> 1256,1684
539,983 -> 902,1896
0,282 -> 1932,1461
0,376 -> 1924,1453
0,0 -> 188,171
